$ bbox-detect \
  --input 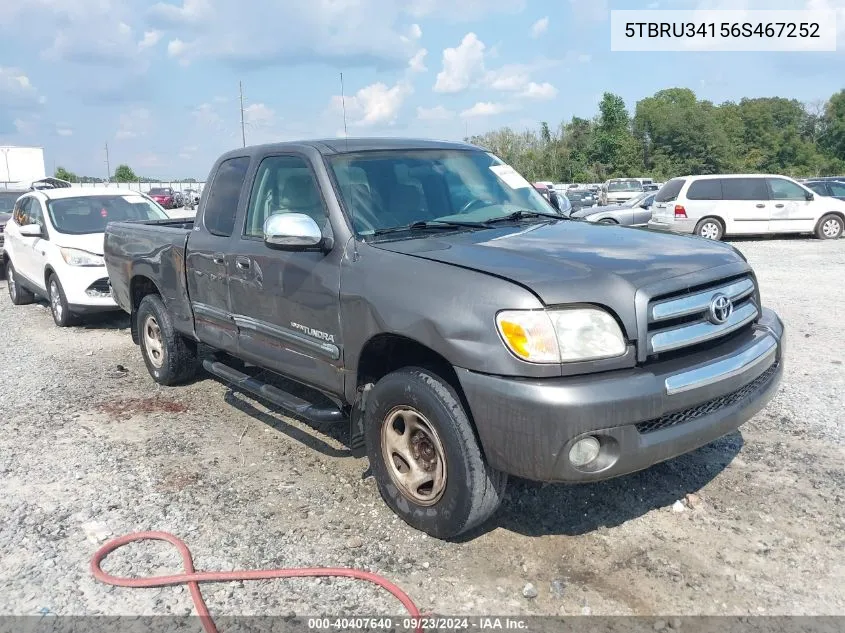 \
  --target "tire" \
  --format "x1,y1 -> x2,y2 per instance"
694,217 -> 724,240
6,261 -> 35,305
364,367 -> 507,539
136,294 -> 197,385
598,218 -> 617,225
48,273 -> 78,327
815,213 -> 843,240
